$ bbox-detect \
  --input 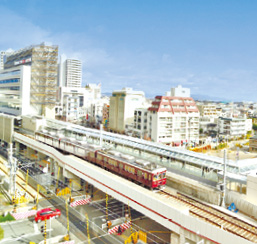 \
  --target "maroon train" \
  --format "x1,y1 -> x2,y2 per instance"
35,131 -> 167,190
